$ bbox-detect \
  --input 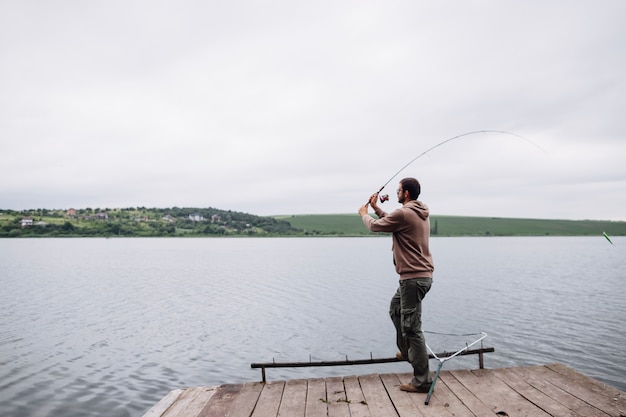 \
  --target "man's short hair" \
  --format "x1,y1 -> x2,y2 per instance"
400,177 -> 421,200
